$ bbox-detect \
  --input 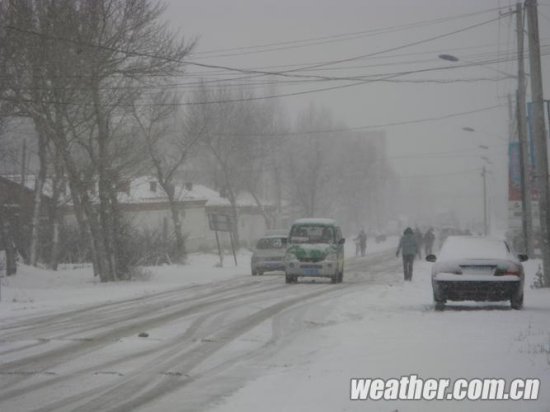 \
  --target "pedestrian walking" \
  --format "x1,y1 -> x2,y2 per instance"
414,227 -> 423,260
396,227 -> 418,281
359,229 -> 367,257
424,228 -> 435,256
